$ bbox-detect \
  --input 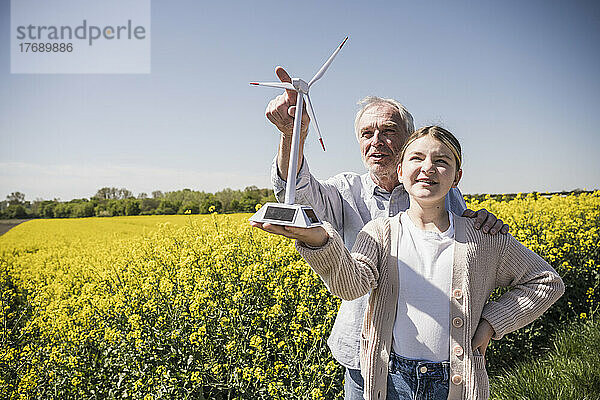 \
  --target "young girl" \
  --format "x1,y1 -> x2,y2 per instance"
252,126 -> 564,400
